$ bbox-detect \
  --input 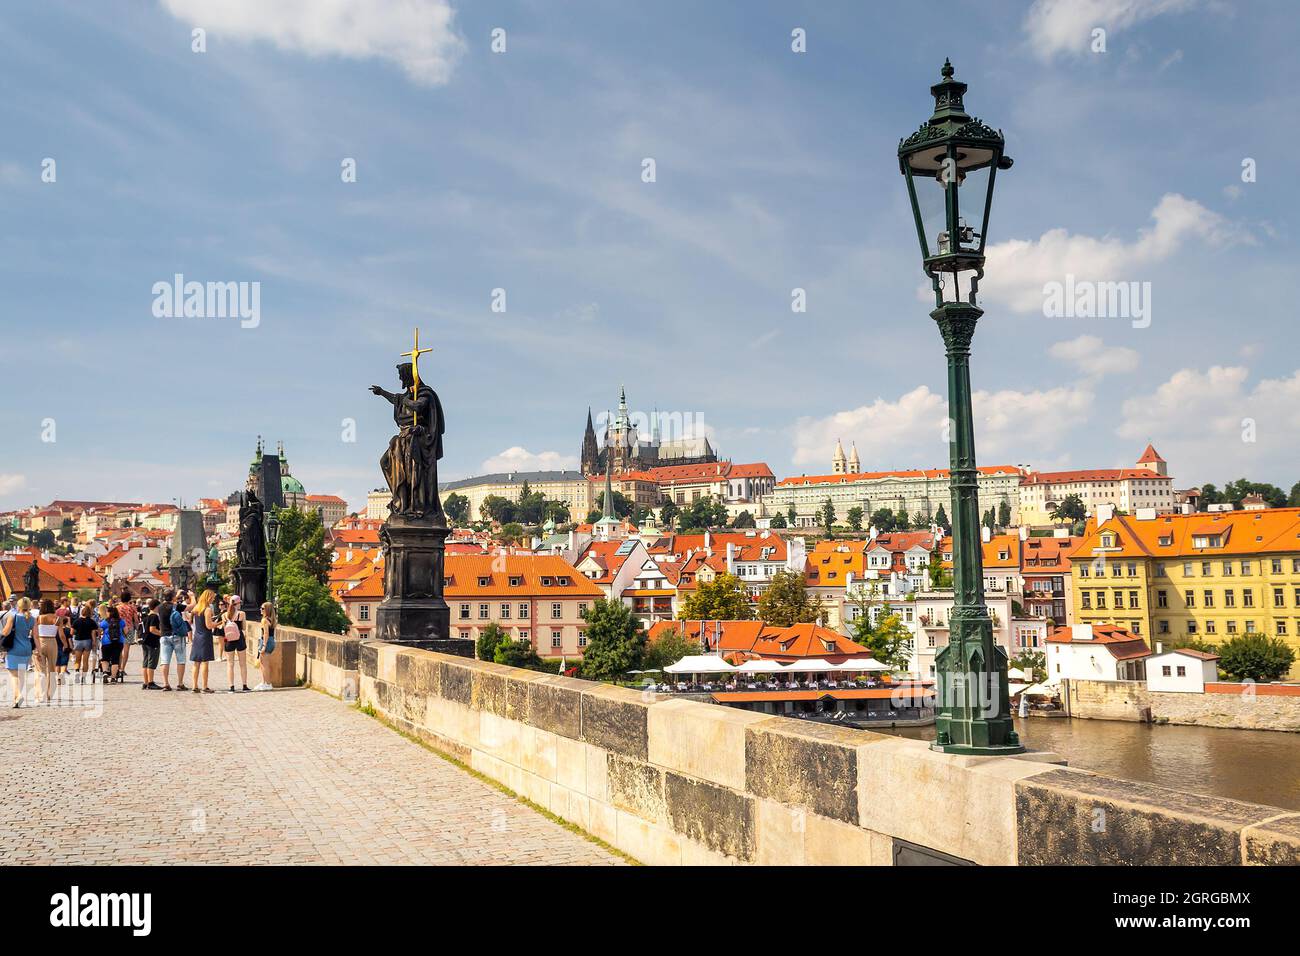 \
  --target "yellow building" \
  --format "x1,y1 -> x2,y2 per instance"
439,470 -> 594,524
1070,506 -> 1300,677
